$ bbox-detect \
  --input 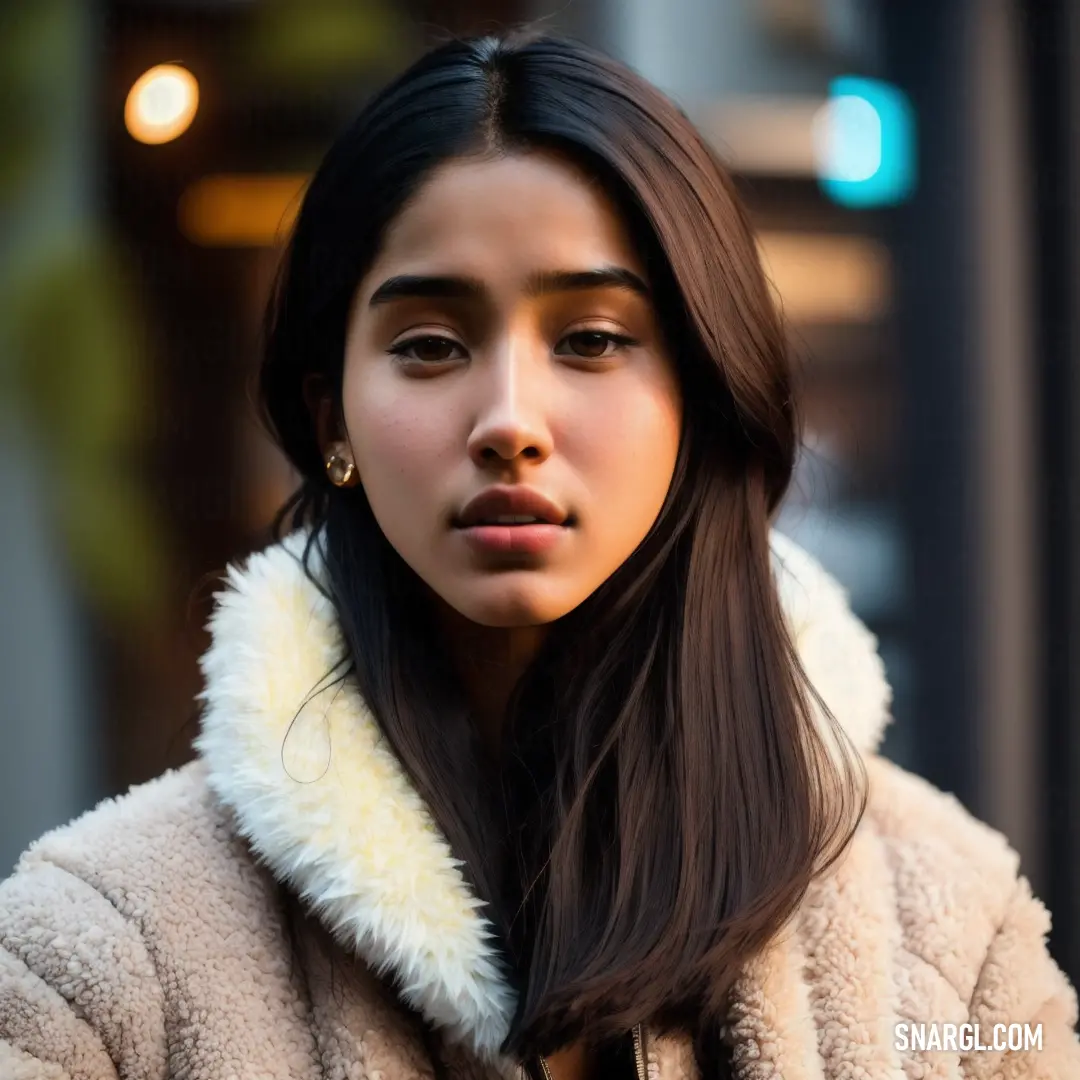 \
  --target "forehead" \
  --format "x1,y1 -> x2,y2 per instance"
366,151 -> 646,282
